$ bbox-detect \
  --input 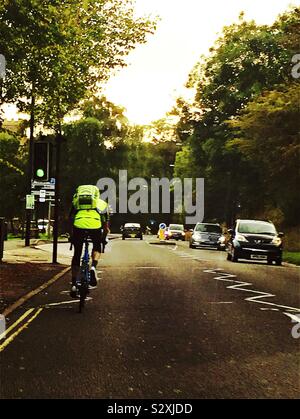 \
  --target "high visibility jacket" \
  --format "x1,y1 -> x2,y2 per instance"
73,199 -> 108,230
